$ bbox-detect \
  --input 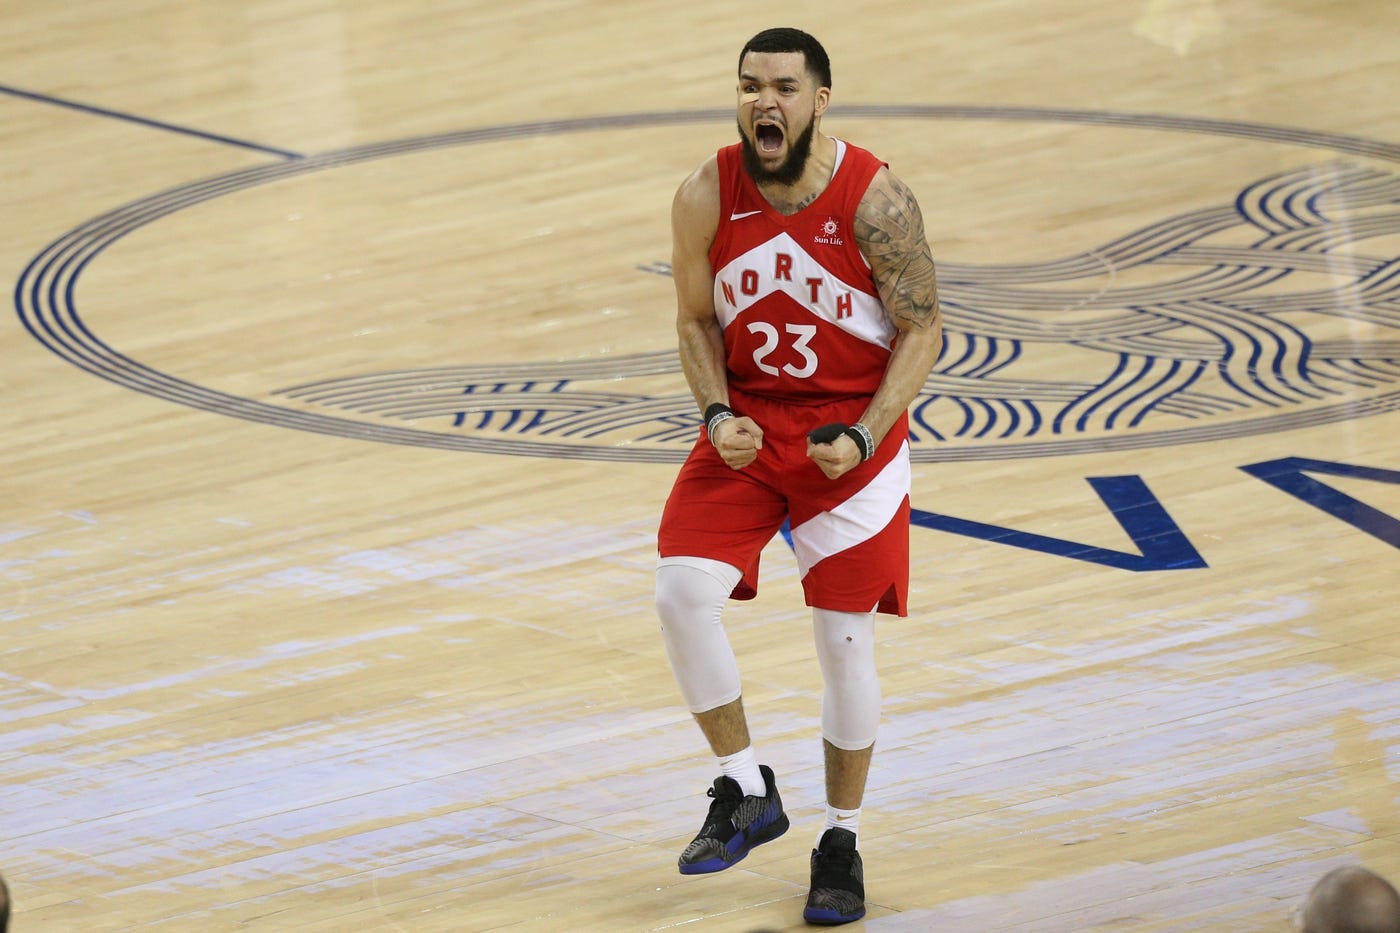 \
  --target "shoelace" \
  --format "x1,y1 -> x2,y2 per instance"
701,783 -> 742,834
813,845 -> 858,884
